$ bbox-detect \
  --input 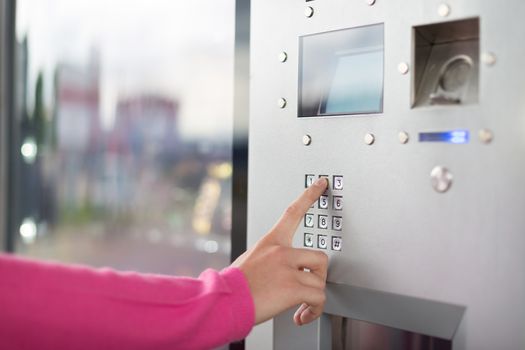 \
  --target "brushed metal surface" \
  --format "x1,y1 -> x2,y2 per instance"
248,1 -> 525,349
